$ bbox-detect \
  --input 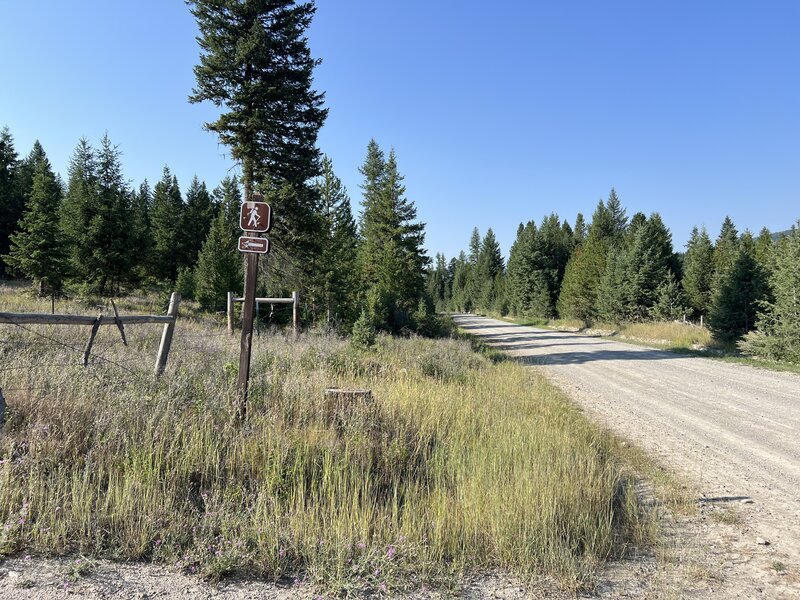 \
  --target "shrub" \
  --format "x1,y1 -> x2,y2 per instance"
351,309 -> 376,349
